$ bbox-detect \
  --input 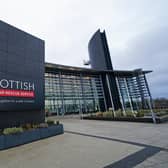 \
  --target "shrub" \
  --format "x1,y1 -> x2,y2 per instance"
136,111 -> 145,117
32,124 -> 39,129
3,127 -> 23,135
115,109 -> 124,117
96,112 -> 103,117
22,123 -> 41,130
22,123 -> 32,130
103,111 -> 113,118
155,111 -> 168,117
89,113 -> 94,117
38,123 -> 48,128
125,111 -> 135,117
46,119 -> 55,125
0,129 -> 3,135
